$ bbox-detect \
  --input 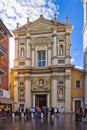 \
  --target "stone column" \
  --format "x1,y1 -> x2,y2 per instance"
48,45 -> 51,66
33,94 -> 35,107
47,94 -> 50,108
52,31 -> 58,65
81,98 -> 83,109
72,99 -> 75,112
25,76 -> 31,108
32,46 -> 35,67
14,75 -> 19,111
51,76 -> 57,107
26,33 -> 31,66
65,70 -> 71,112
